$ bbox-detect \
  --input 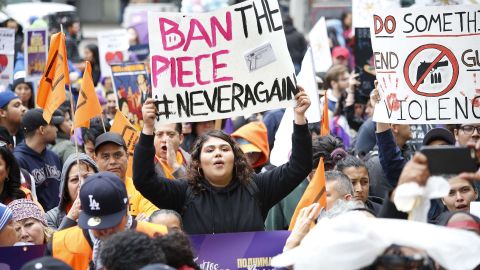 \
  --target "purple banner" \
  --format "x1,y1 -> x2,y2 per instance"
190,231 -> 290,270
25,28 -> 47,79
0,245 -> 46,270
